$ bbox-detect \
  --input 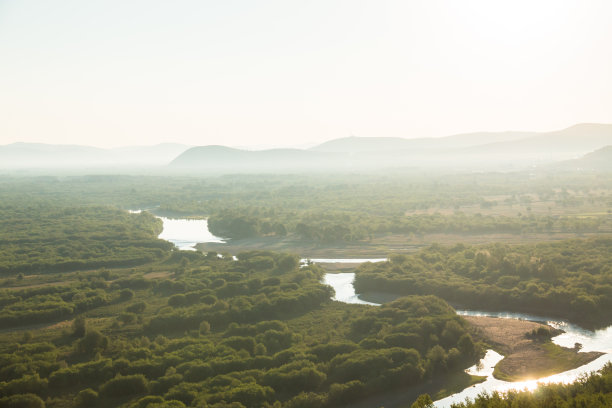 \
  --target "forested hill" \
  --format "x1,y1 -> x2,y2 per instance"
168,146 -> 338,171
309,132 -> 533,153
555,145 -> 612,171
170,123 -> 612,172
2,124 -> 611,172
465,123 -> 612,155
0,143 -> 190,168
